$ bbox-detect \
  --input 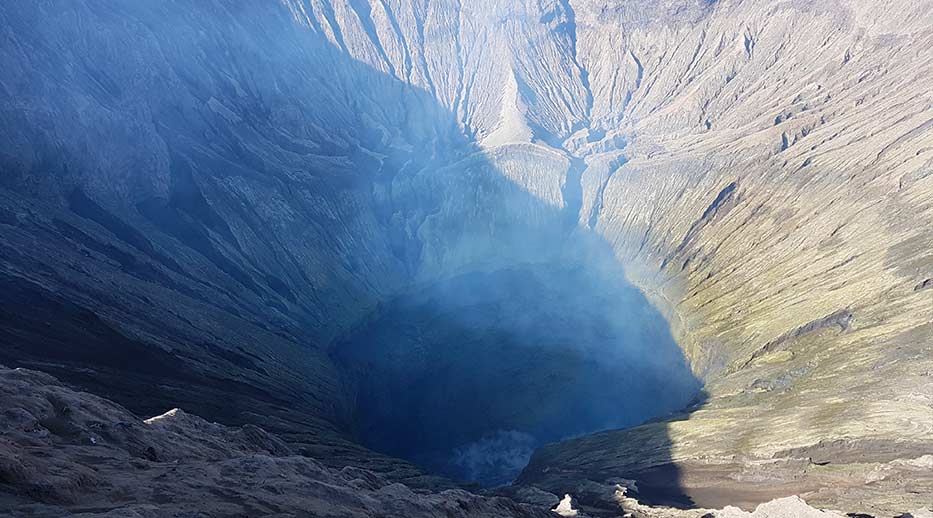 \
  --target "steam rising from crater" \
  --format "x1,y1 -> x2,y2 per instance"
334,261 -> 701,486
